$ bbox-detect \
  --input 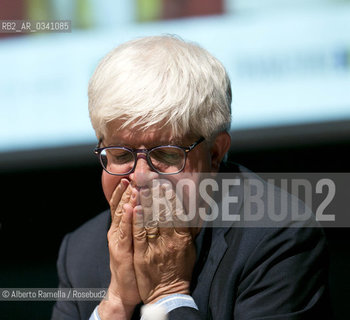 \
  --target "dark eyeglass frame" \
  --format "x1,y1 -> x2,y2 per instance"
94,136 -> 205,175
